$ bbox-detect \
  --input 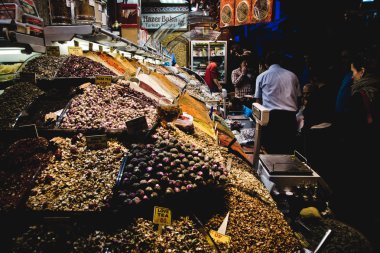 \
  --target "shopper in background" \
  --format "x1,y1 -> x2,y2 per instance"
349,54 -> 380,135
231,59 -> 255,98
204,57 -> 222,92
332,53 -> 380,242
255,51 -> 302,154
297,83 -> 318,131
